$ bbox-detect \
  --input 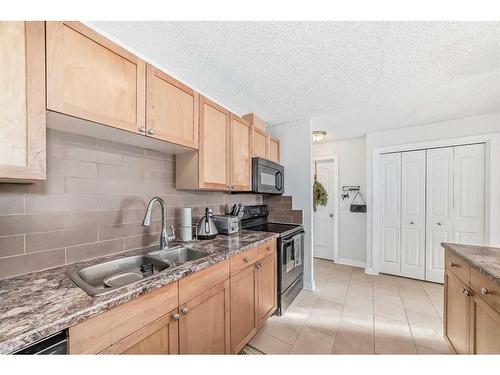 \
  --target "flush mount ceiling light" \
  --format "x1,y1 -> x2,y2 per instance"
312,131 -> 327,143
